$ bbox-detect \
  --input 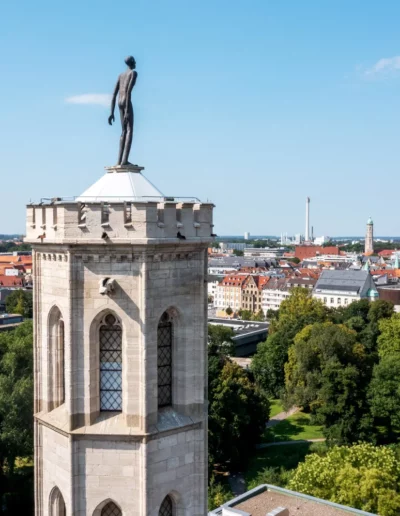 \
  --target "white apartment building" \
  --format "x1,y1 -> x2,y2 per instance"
313,270 -> 379,308
213,275 -> 246,311
261,277 -> 316,314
